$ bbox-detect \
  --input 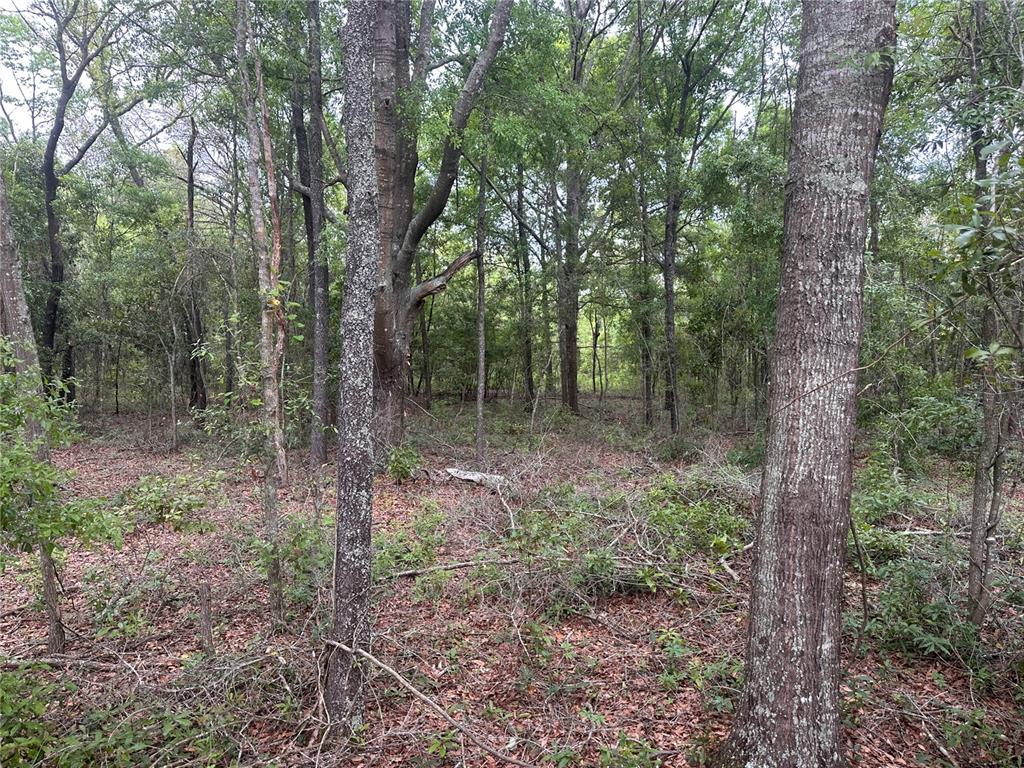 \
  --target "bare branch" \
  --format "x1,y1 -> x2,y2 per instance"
409,249 -> 478,307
